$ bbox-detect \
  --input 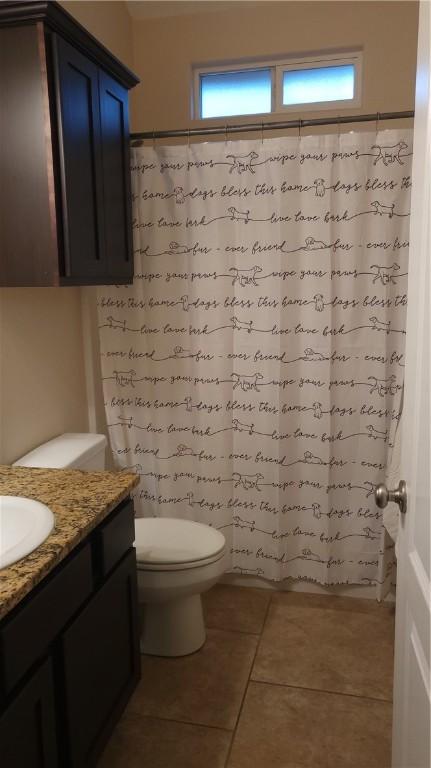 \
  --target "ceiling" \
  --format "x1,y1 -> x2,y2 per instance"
125,1 -> 272,20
